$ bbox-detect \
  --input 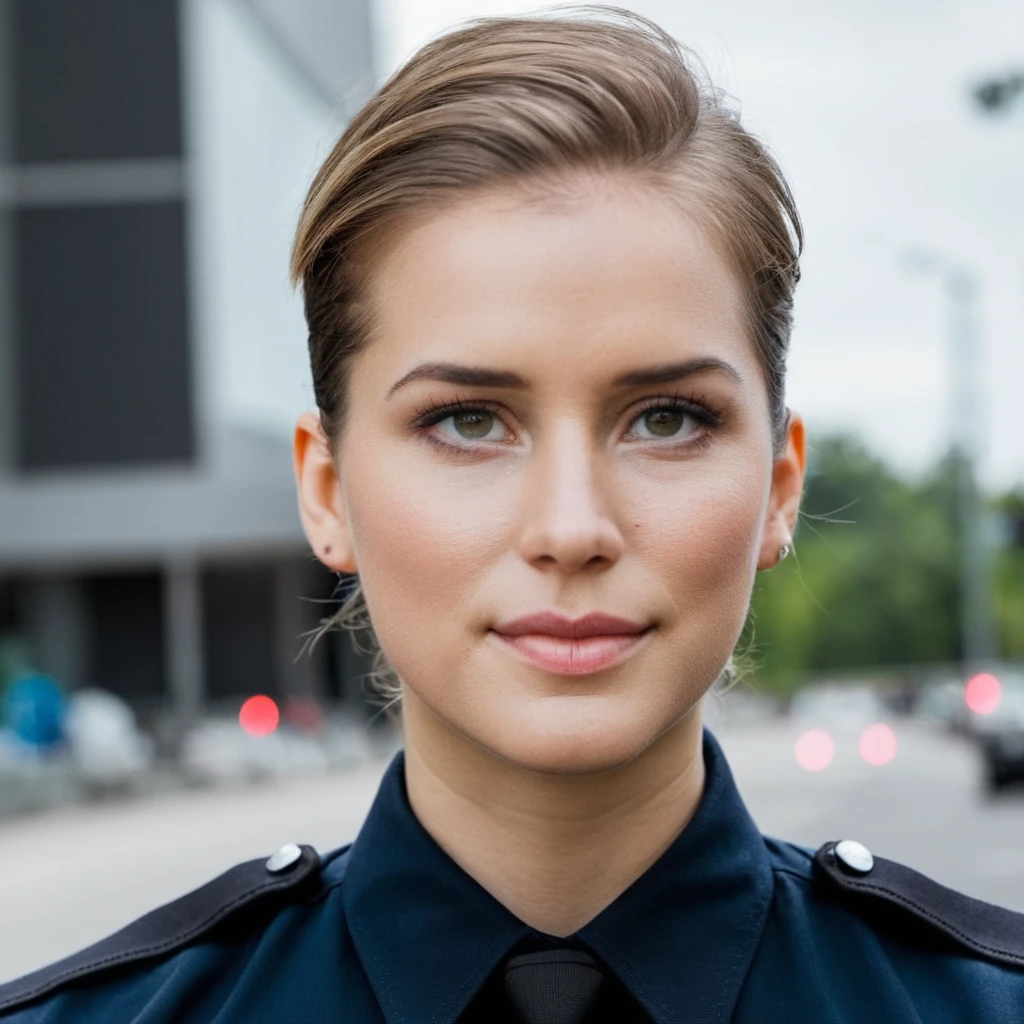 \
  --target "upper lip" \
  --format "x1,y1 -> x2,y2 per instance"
492,611 -> 651,639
